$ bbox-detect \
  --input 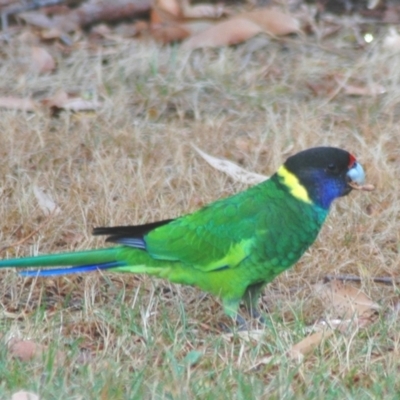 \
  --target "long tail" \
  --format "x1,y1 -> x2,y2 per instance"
0,248 -> 126,277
